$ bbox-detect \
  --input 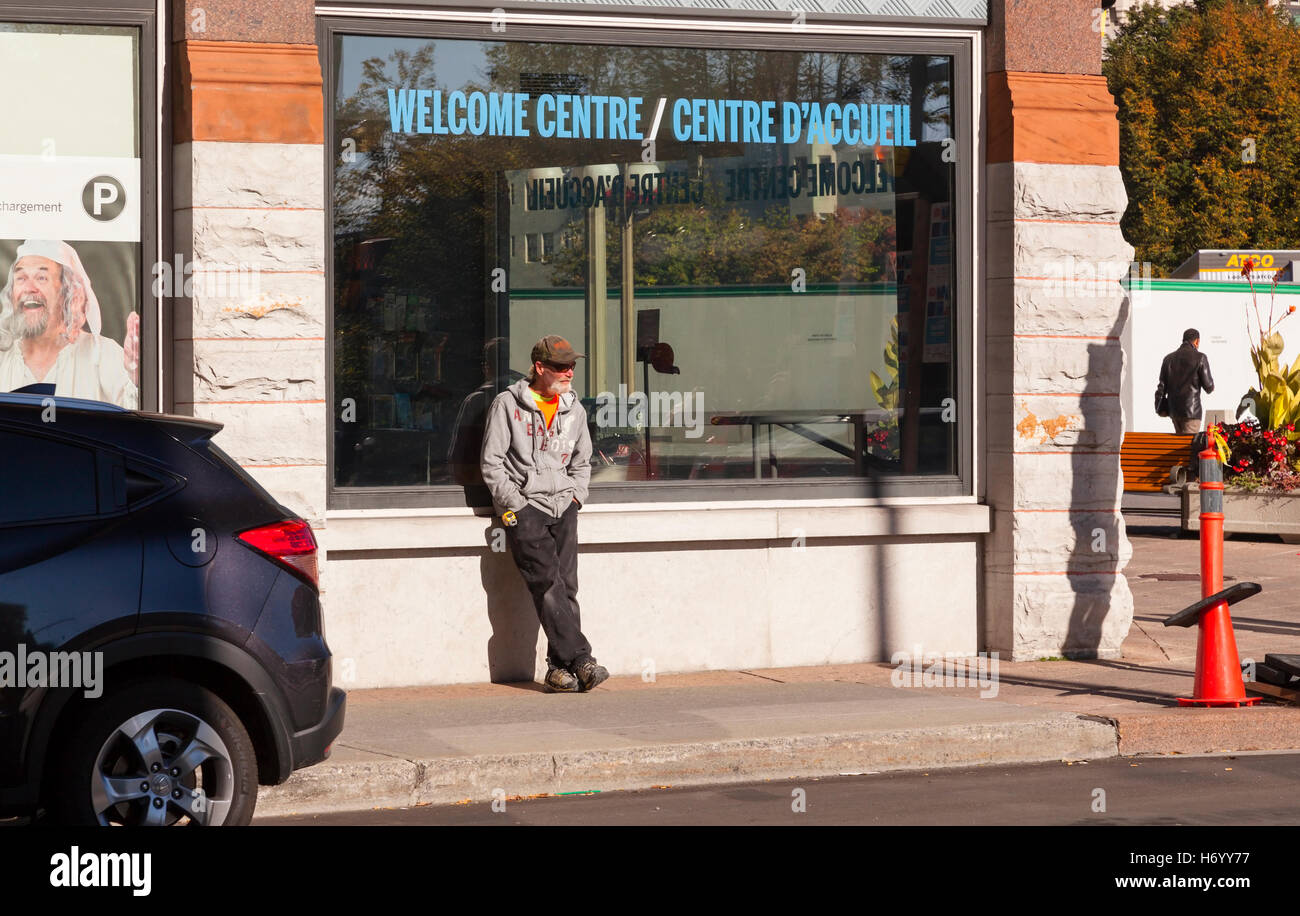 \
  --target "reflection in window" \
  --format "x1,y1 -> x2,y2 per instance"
332,35 -> 958,493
